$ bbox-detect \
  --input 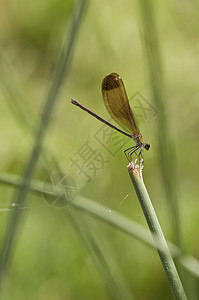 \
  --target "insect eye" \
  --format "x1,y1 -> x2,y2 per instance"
145,144 -> 150,150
